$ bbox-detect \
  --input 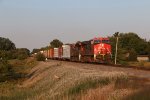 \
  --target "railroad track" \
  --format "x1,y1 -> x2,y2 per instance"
103,63 -> 150,71
47,59 -> 150,71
